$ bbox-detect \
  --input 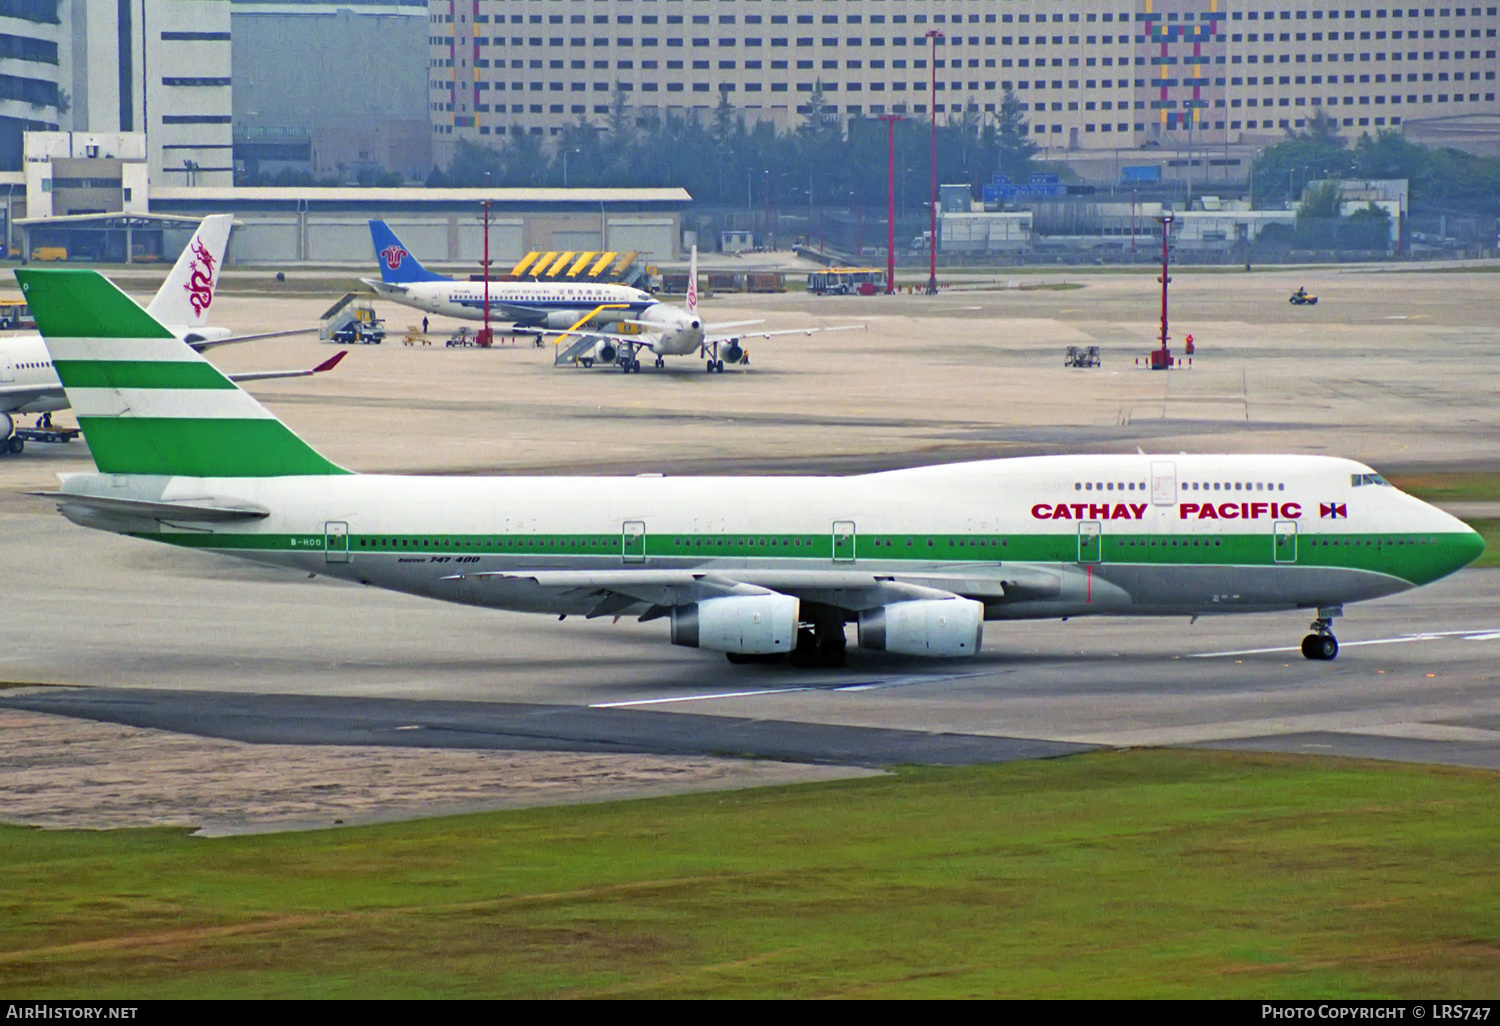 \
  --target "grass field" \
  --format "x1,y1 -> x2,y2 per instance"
3,750 -> 1497,998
